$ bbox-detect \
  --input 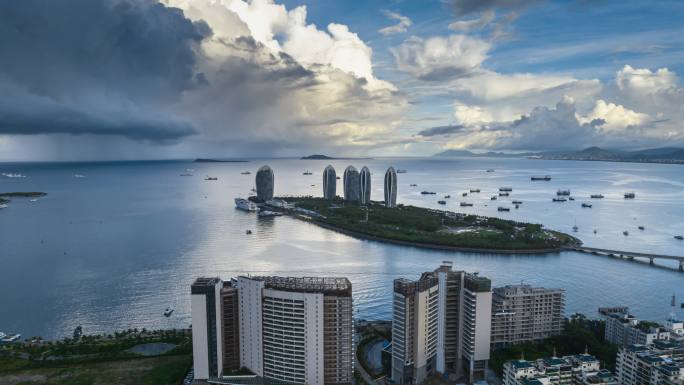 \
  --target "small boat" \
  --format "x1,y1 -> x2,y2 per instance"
557,189 -> 571,196
258,210 -> 282,217
444,195 -> 451,199
462,192 -> 468,197
581,203 -> 592,208
73,174 -> 86,178
310,184 -> 315,187
246,229 -> 252,235
674,235 -> 684,240
499,192 -> 509,197
235,198 -> 259,212
531,175 -> 551,181
490,196 -> 497,201
470,189 -> 481,193
240,171 -> 251,175
205,177 -> 218,181
460,202 -> 473,207
512,200 -> 522,204
486,169 -> 495,173
638,226 -> 645,231
623,231 -> 629,236
497,207 -> 510,212
410,184 -> 418,187
552,197 -> 567,202
499,187 -> 513,192
590,194 -> 604,199
396,169 -> 407,174
624,192 -> 636,199
568,197 -> 575,201
0,204 -> 8,209
593,229 -> 597,234
421,191 -> 436,195
573,226 -> 578,232
437,200 -> 446,205
303,170 -> 313,175
164,308 -> 174,317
